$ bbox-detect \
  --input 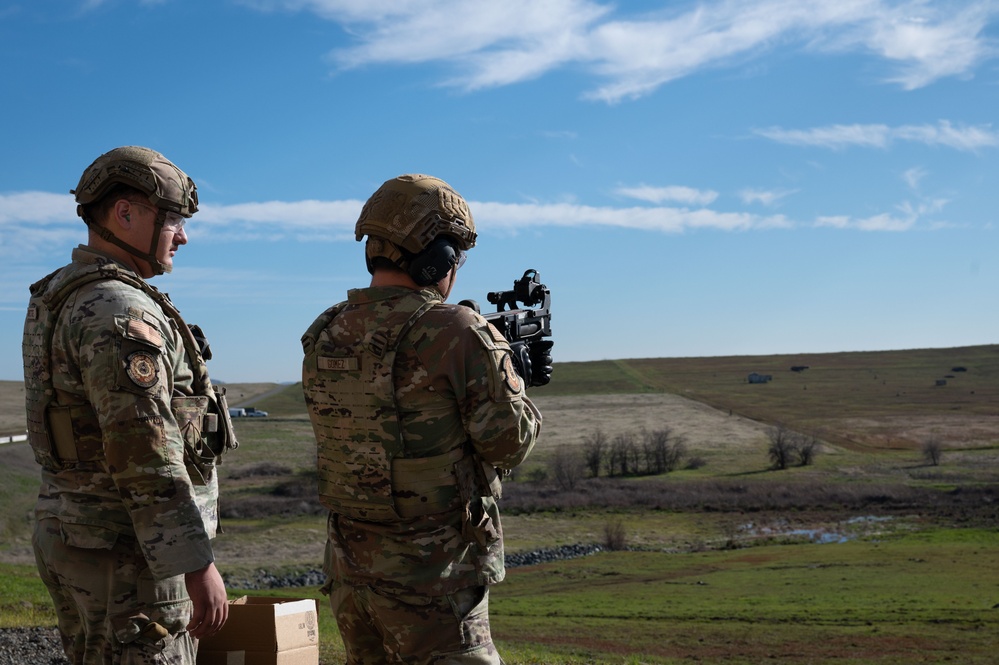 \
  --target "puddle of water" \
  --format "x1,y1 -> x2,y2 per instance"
739,516 -> 894,544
